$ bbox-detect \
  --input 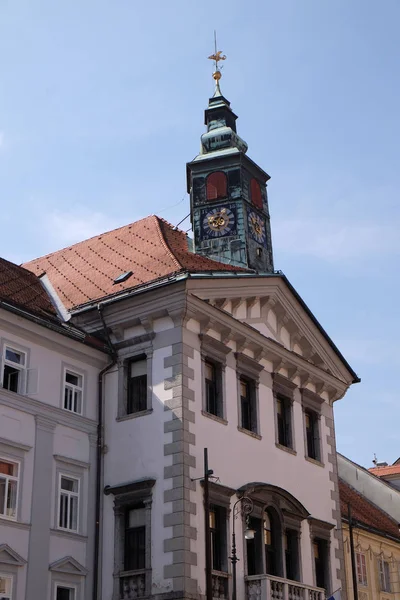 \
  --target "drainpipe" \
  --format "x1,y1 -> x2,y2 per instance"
93,304 -> 117,600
